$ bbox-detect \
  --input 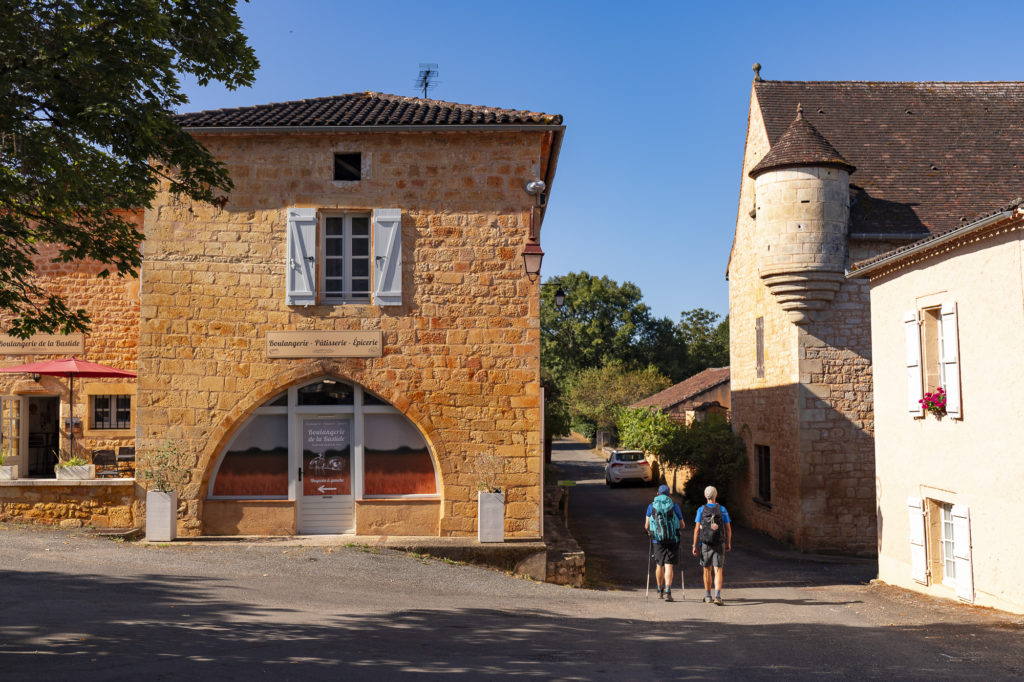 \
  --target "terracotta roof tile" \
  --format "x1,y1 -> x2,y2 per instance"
849,196 -> 1024,274
749,105 -> 854,178
631,367 -> 730,411
755,81 -> 1024,237
176,91 -> 562,128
